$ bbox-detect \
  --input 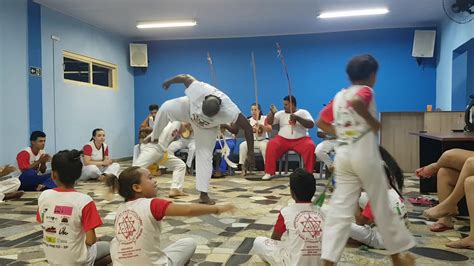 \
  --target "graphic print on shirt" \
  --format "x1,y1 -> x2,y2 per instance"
295,211 -> 323,240
191,113 -> 211,128
116,210 -> 144,244
294,211 -> 323,257
41,205 -> 74,249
